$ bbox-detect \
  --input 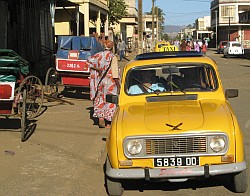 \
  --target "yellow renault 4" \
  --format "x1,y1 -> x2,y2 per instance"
105,51 -> 247,195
